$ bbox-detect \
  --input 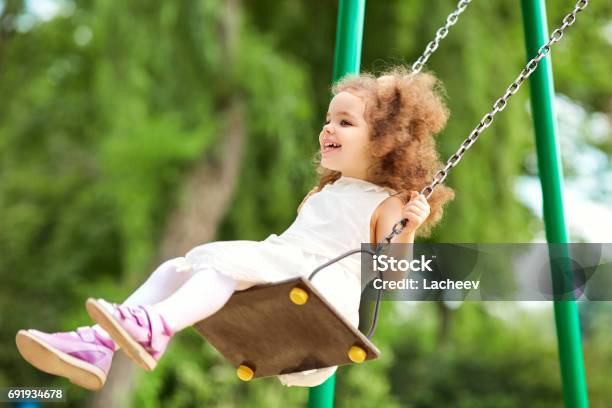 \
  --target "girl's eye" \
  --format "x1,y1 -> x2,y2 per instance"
323,119 -> 352,126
